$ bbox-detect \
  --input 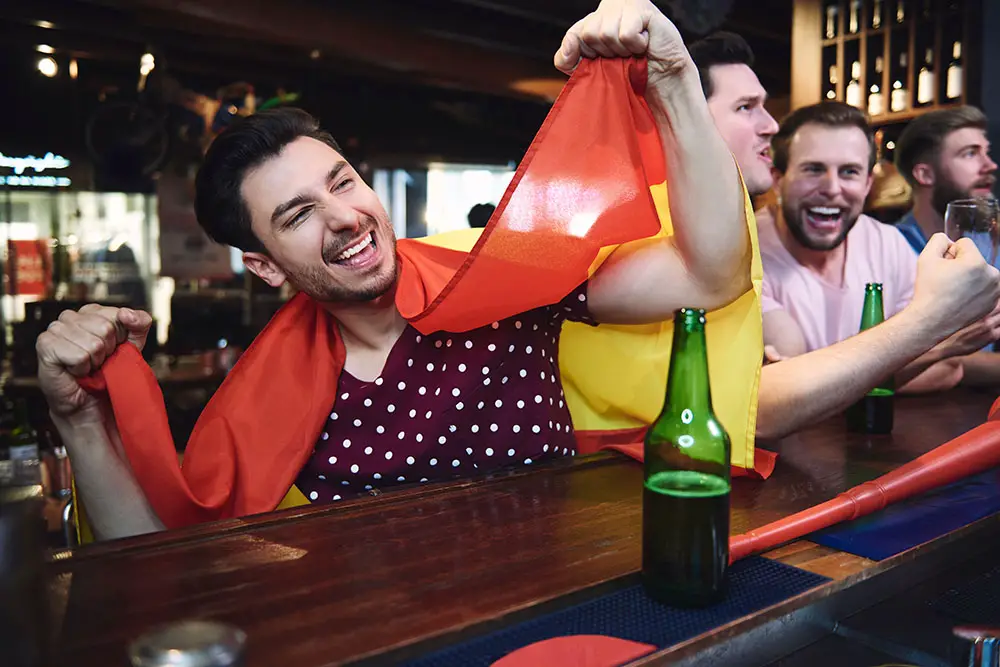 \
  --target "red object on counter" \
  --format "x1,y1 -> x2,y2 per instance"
728,396 -> 1000,562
